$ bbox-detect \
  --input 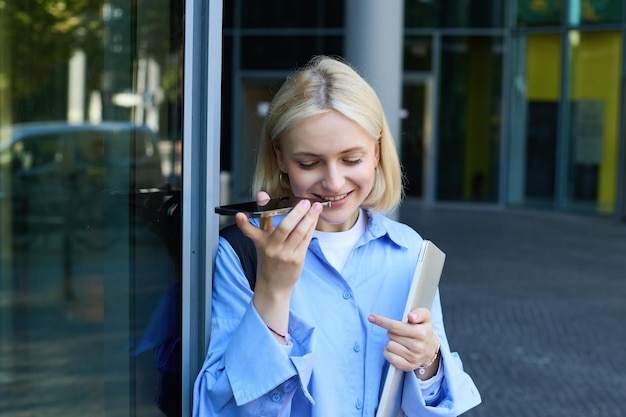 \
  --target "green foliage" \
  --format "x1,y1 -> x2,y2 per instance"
2,0 -> 182,123
3,0 -> 103,99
